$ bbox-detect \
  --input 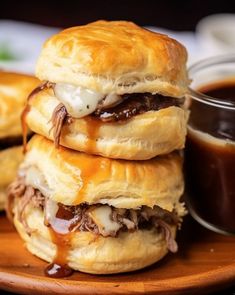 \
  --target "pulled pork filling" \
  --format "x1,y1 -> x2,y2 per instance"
23,82 -> 184,149
50,103 -> 73,148
7,177 -> 179,253
93,93 -> 183,122
49,88 -> 182,147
